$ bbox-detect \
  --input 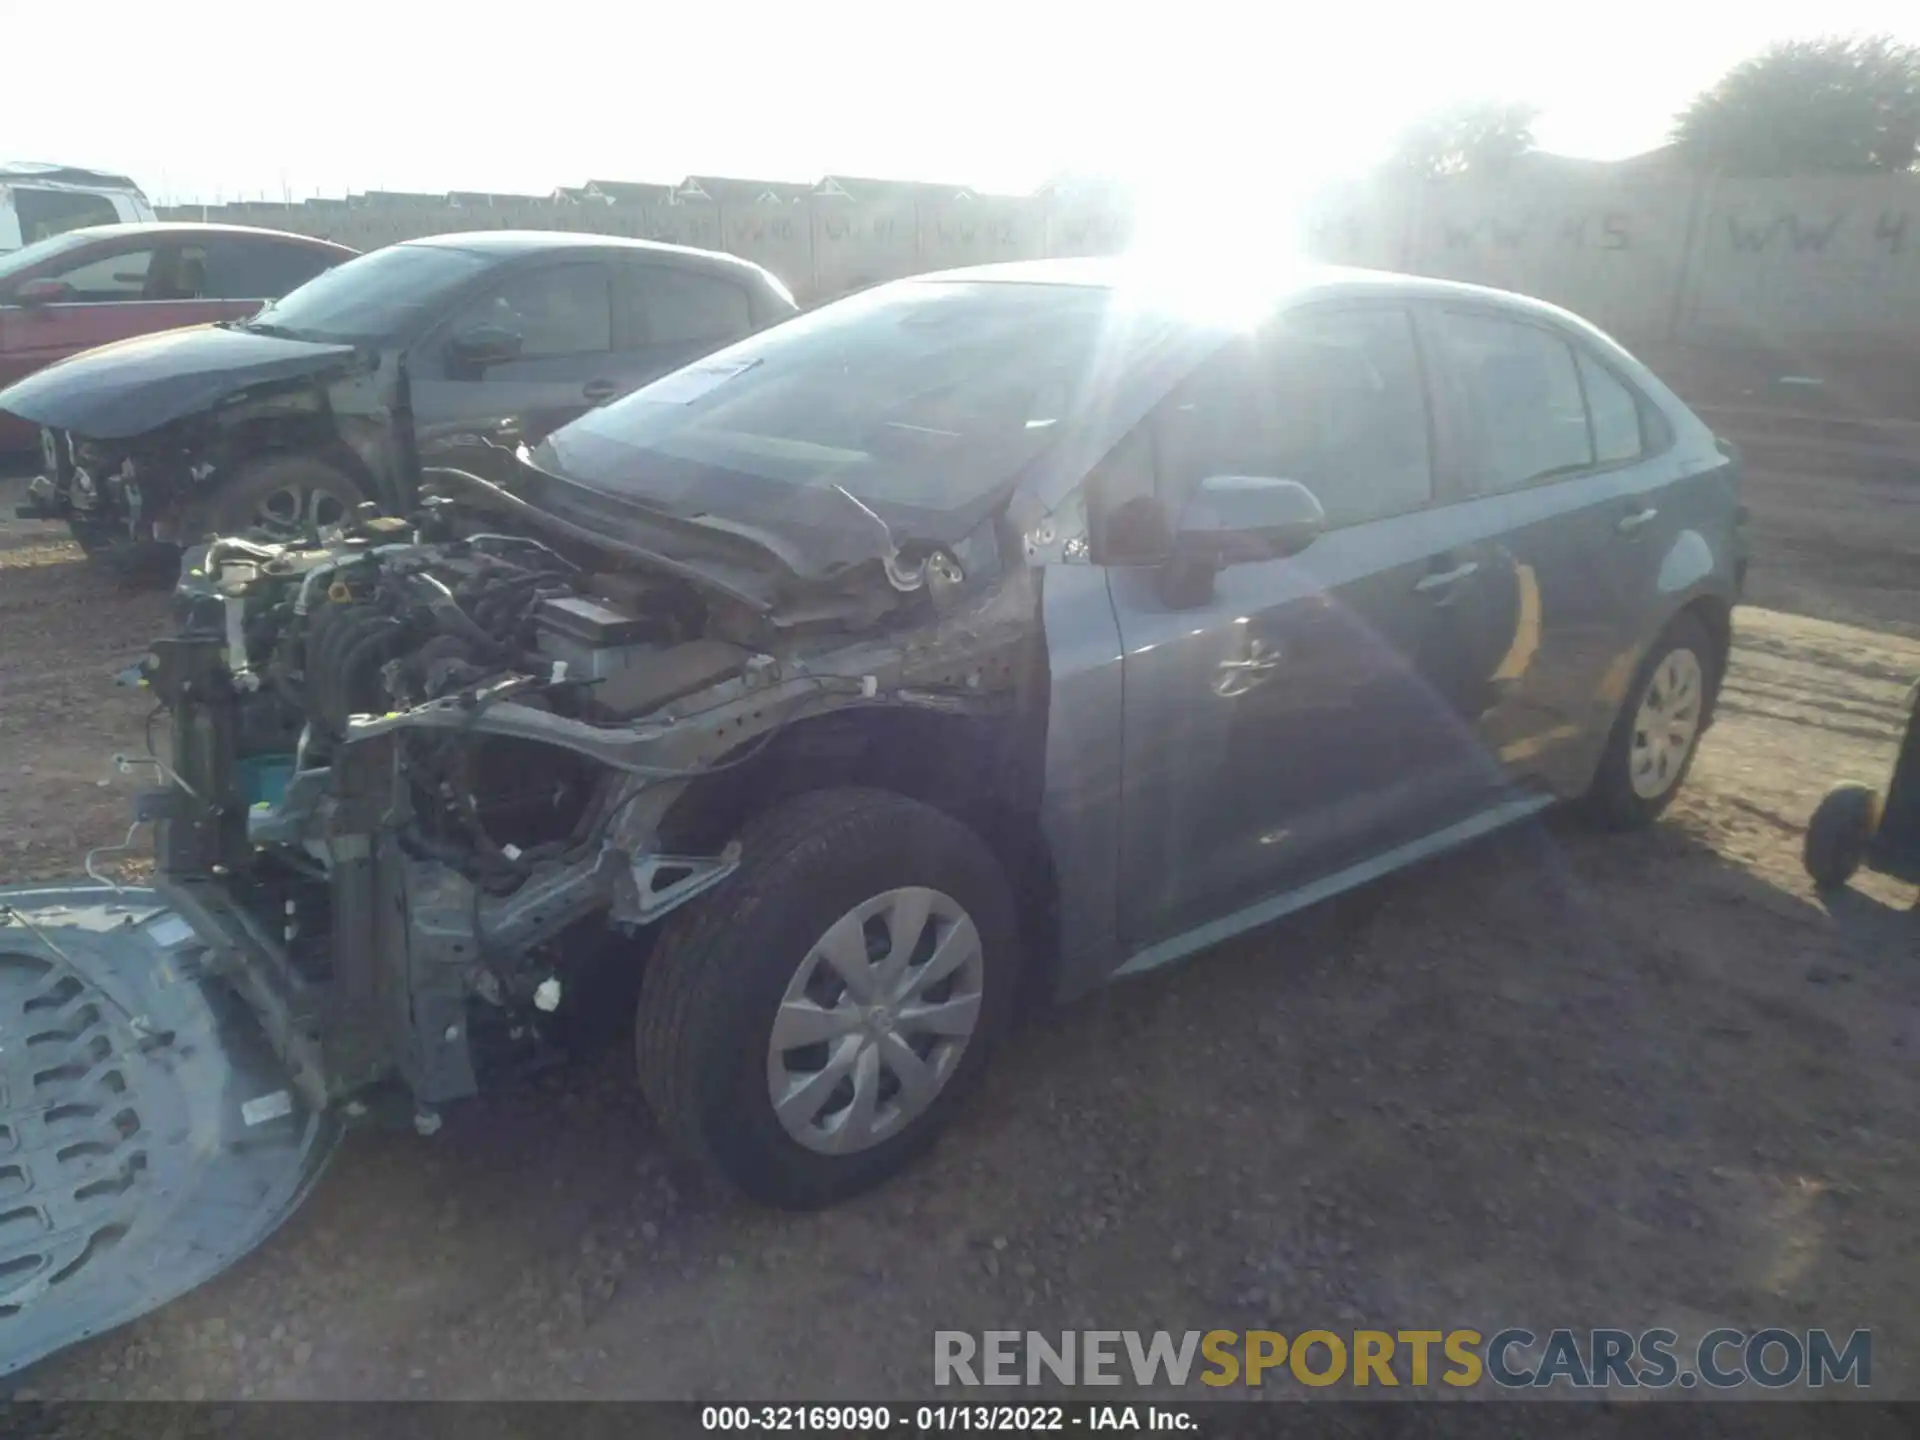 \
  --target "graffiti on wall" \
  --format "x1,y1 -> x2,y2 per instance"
1715,209 -> 1913,255
725,212 -> 805,245
818,212 -> 910,244
1431,210 -> 1635,252
927,215 -> 1024,248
